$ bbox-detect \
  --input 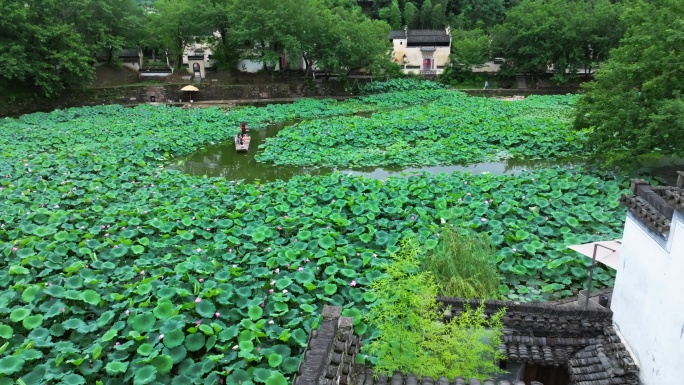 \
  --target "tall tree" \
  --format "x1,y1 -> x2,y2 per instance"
148,0 -> 210,68
574,0 -> 684,161
388,1 -> 403,29
0,0 -> 143,96
430,3 -> 446,28
420,0 -> 433,29
458,0 -> 505,29
491,0 -> 623,82
403,2 -> 419,29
